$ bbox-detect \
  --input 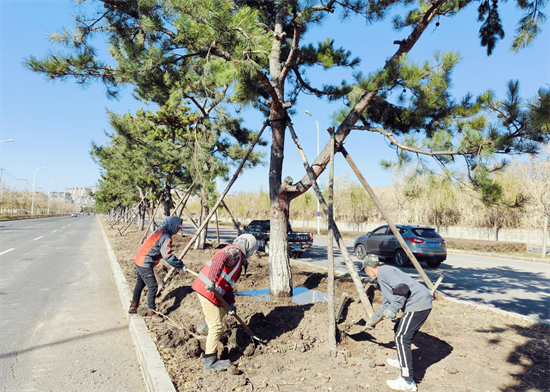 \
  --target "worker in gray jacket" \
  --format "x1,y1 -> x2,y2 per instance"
362,254 -> 432,392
